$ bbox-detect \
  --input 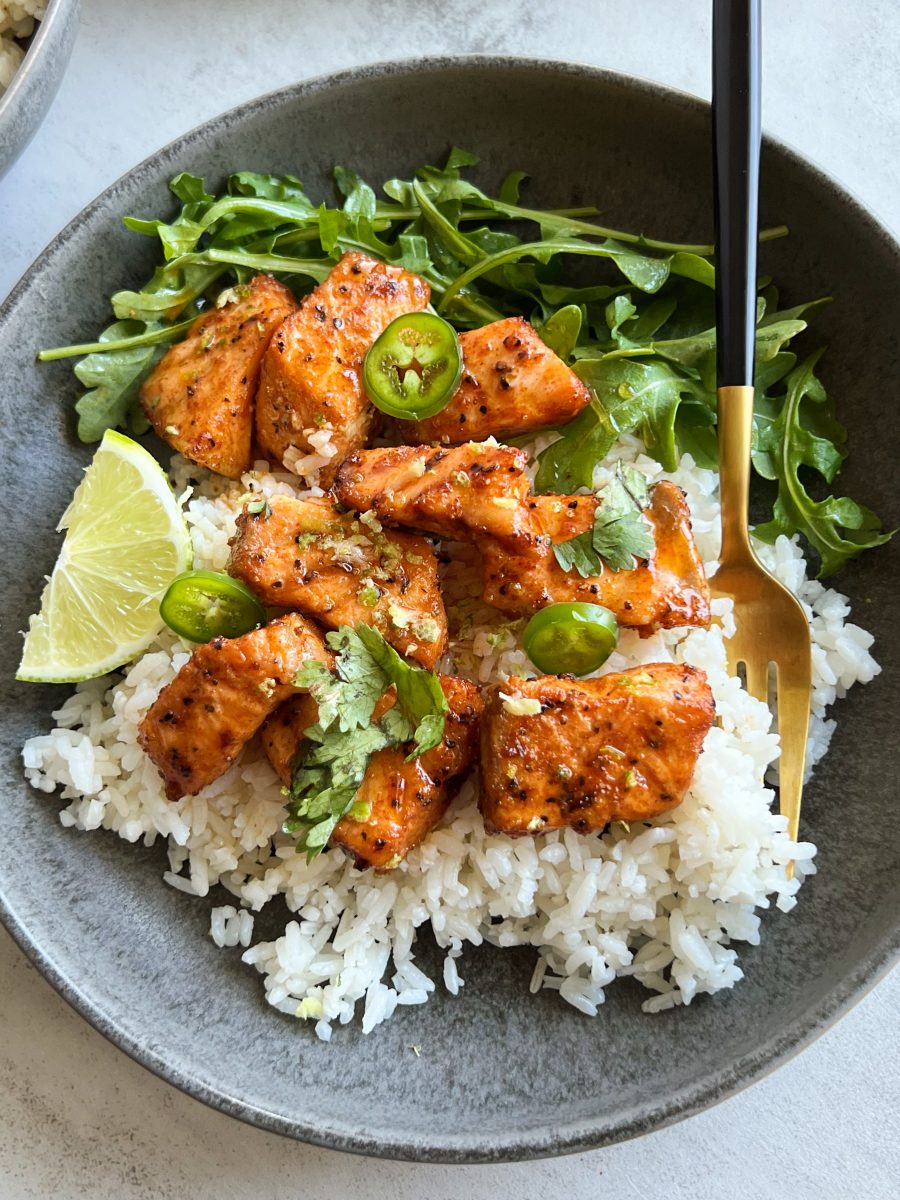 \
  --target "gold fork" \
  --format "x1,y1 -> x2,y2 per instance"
711,0 -> 812,859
